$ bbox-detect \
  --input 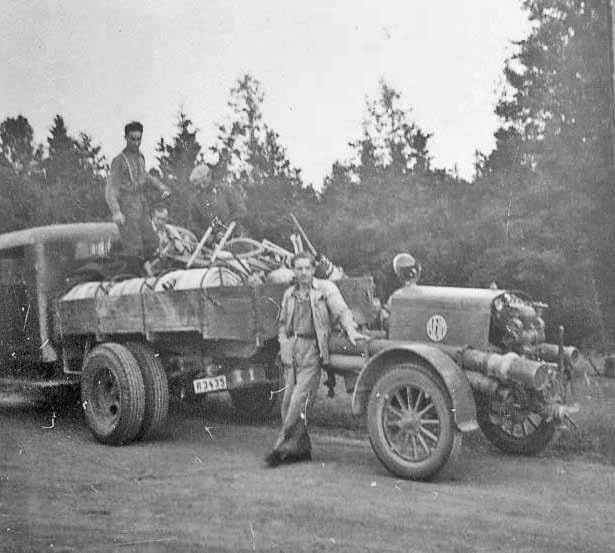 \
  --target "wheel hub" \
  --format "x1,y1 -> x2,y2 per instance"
399,412 -> 421,435
91,368 -> 120,426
